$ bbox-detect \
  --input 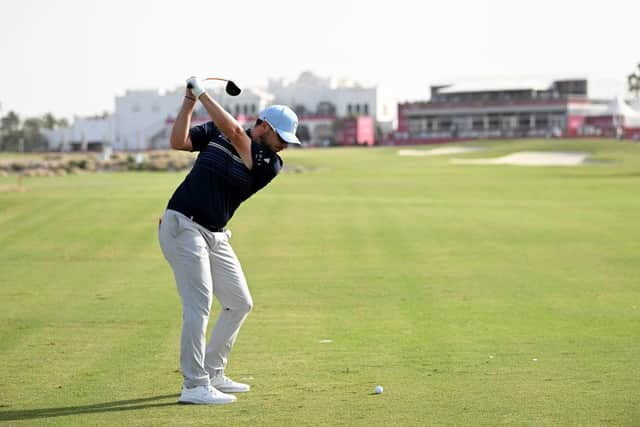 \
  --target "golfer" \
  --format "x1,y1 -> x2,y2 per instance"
158,77 -> 300,404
